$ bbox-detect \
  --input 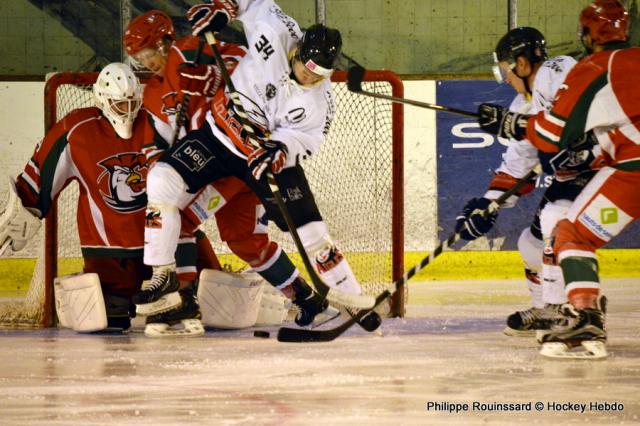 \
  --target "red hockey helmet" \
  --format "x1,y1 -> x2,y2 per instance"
579,0 -> 629,45
124,10 -> 176,55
